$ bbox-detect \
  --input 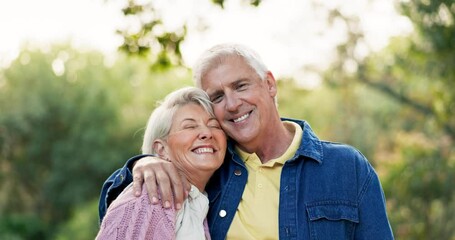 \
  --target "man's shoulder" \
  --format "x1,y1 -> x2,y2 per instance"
320,140 -> 369,163
321,140 -> 364,158
316,140 -> 375,181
